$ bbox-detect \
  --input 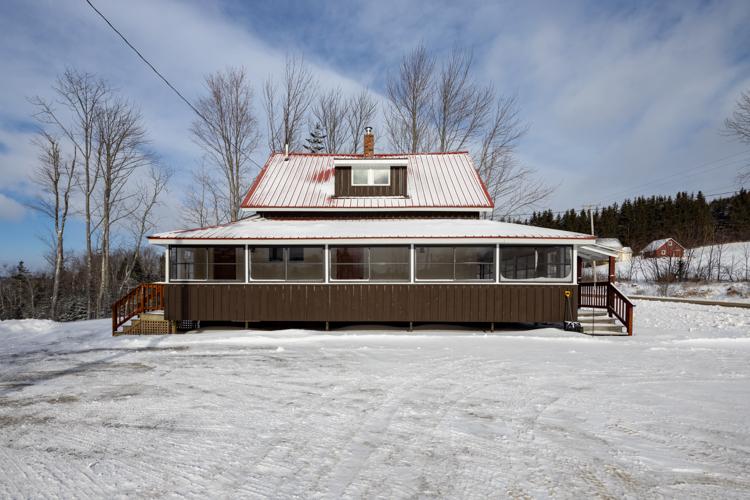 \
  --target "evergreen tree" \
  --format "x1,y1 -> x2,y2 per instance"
303,123 -> 327,153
